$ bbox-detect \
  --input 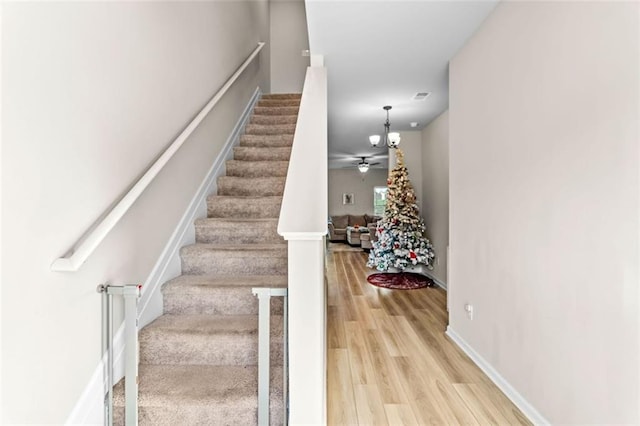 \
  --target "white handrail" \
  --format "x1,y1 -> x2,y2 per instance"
51,42 -> 265,272
277,66 -> 328,239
